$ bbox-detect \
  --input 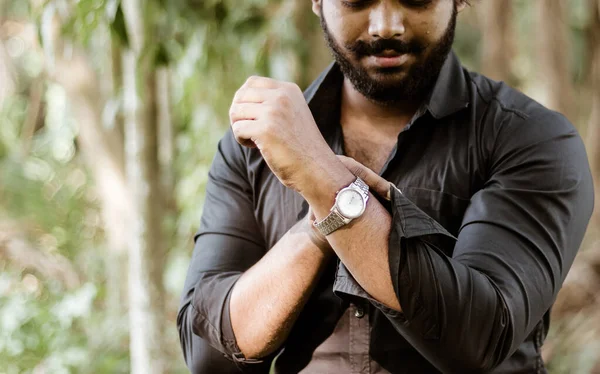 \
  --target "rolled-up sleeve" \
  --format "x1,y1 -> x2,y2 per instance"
177,129 -> 273,372
340,110 -> 594,372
